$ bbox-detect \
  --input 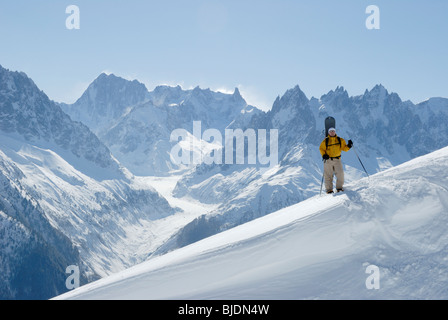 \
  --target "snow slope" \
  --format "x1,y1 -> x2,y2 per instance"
165,83 -> 448,254
0,65 -> 183,298
55,146 -> 448,300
